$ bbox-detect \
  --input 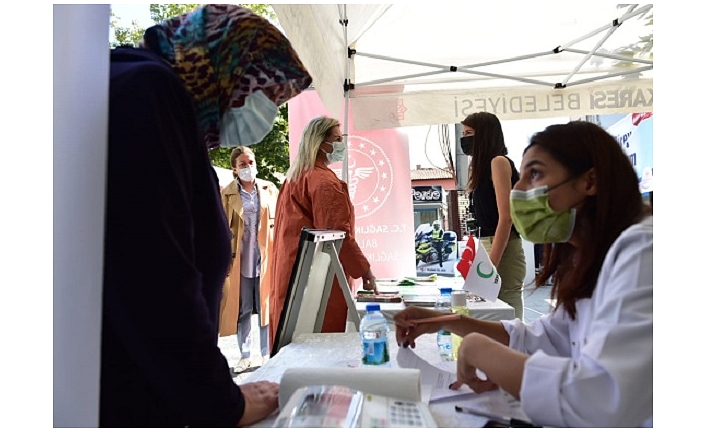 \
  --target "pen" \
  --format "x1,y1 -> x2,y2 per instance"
454,405 -> 540,428
408,314 -> 462,324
